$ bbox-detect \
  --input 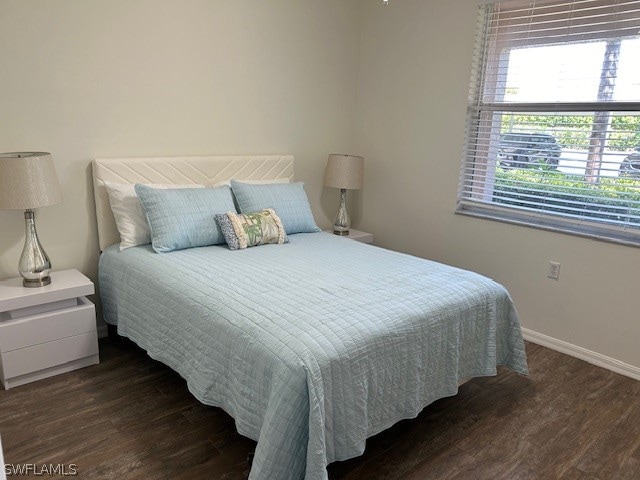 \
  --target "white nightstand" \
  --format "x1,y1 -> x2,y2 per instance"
324,229 -> 373,244
0,269 -> 99,390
